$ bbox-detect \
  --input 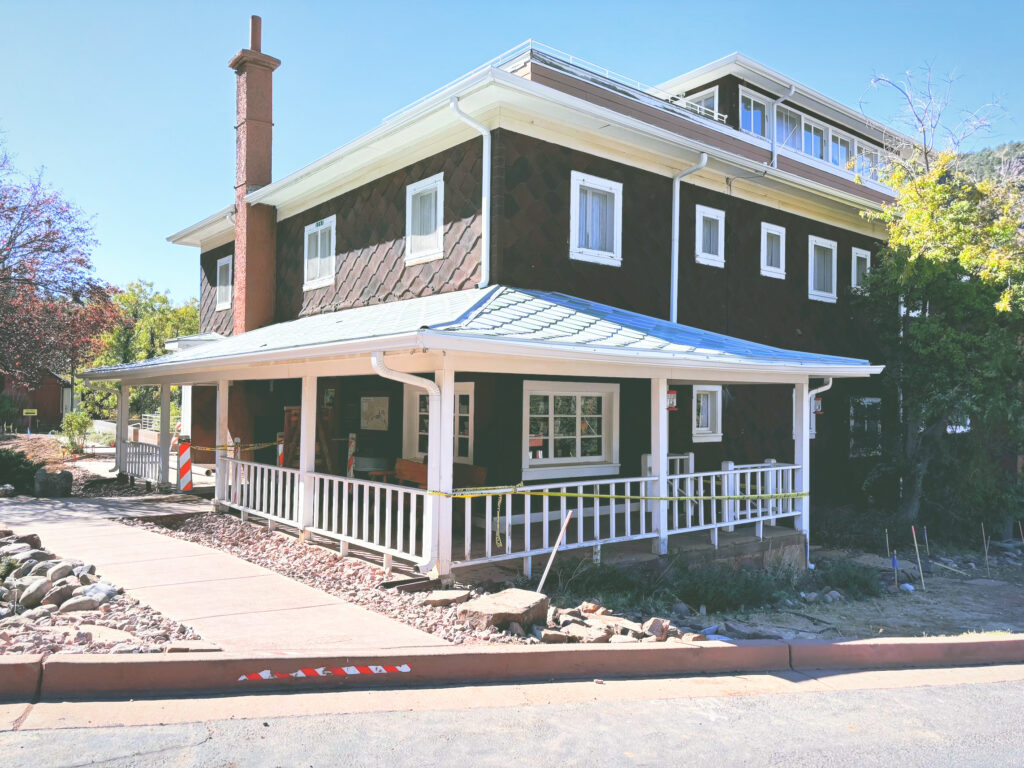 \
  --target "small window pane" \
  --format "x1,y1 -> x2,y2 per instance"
418,394 -> 428,413
411,188 -> 439,254
741,95 -> 767,136
458,395 -> 470,414
319,228 -> 332,281
579,186 -> 614,252
418,414 -> 429,434
457,415 -> 469,437
831,135 -> 852,168
554,396 -> 576,415
581,396 -> 601,416
804,124 -> 825,159
765,232 -> 781,269
581,416 -> 601,436
457,437 -> 470,458
417,435 -> 429,453
554,416 -> 577,437
554,438 -> 576,458
696,393 -> 710,430
855,255 -> 869,285
814,245 -> 834,293
581,437 -> 602,457
701,216 -> 719,256
776,107 -> 801,151
529,417 -> 549,437
529,395 -> 548,415
305,231 -> 319,280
